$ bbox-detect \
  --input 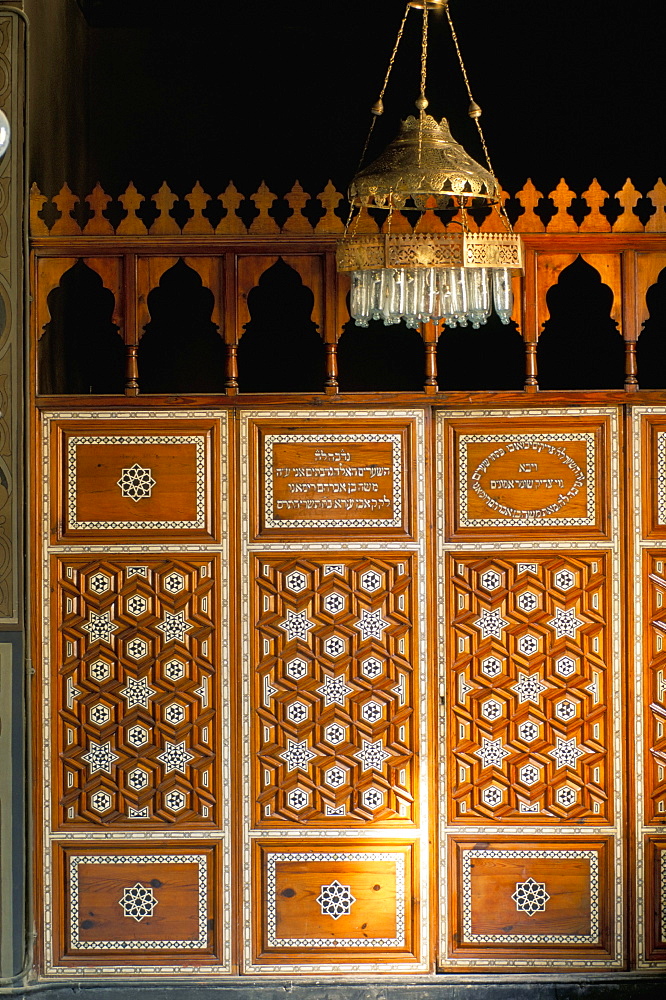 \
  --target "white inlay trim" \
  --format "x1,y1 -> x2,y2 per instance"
461,848 -> 599,944
69,853 -> 208,949
67,434 -> 207,530
265,851 -> 405,947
